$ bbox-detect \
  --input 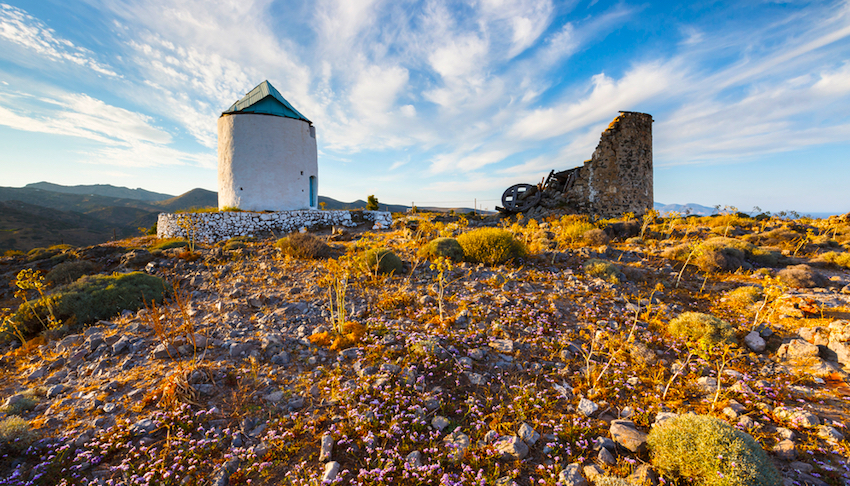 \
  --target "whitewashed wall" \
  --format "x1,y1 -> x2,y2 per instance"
157,210 -> 392,242
218,114 -> 318,211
